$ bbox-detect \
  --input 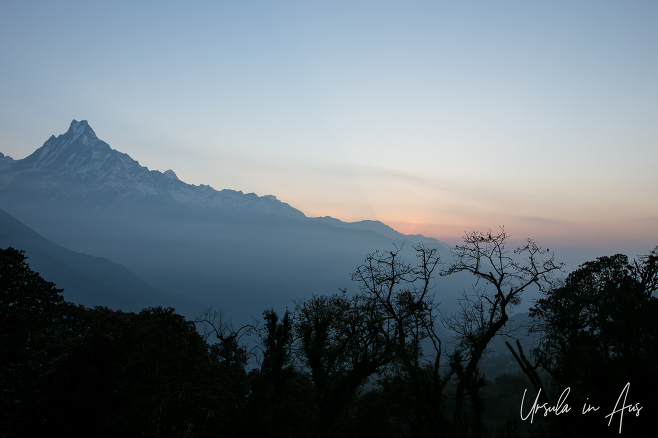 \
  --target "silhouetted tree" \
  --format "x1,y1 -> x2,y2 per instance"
196,306 -> 253,372
351,244 -> 449,438
195,306 -> 256,436
38,306 -> 228,437
442,228 -> 562,436
248,309 -> 316,438
529,248 -> 658,436
295,292 -> 393,438
0,247 -> 68,436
